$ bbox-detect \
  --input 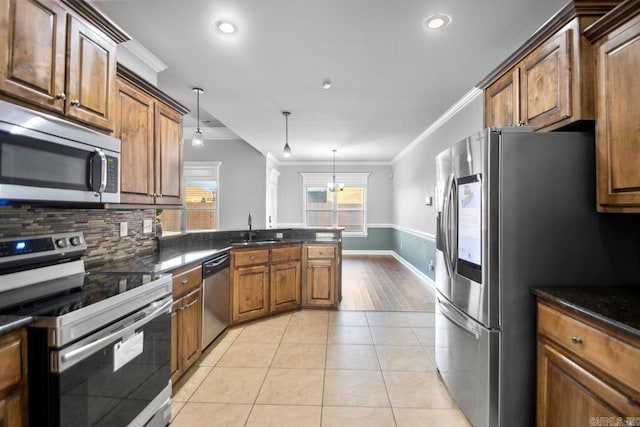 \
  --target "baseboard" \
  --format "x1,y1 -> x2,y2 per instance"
390,252 -> 436,291
342,250 -> 394,256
